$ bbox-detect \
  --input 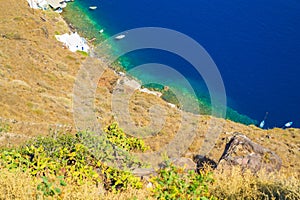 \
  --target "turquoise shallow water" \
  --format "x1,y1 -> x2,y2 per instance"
63,0 -> 300,128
